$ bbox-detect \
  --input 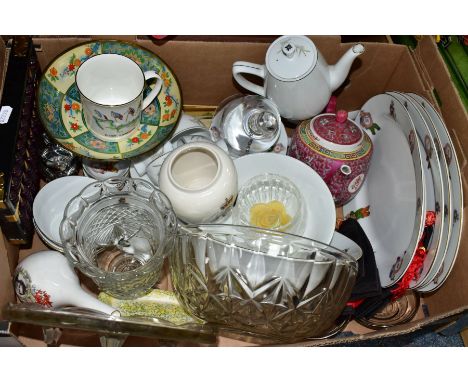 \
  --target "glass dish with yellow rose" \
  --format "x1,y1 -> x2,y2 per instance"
234,173 -> 305,235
